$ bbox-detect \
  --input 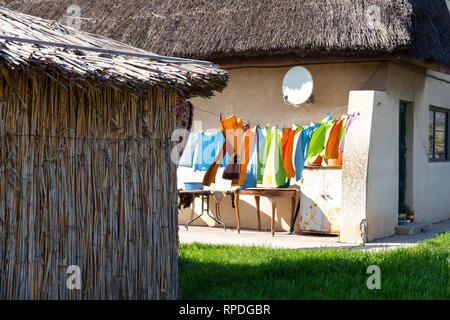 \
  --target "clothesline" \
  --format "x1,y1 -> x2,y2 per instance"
194,106 -> 353,129
178,113 -> 358,189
